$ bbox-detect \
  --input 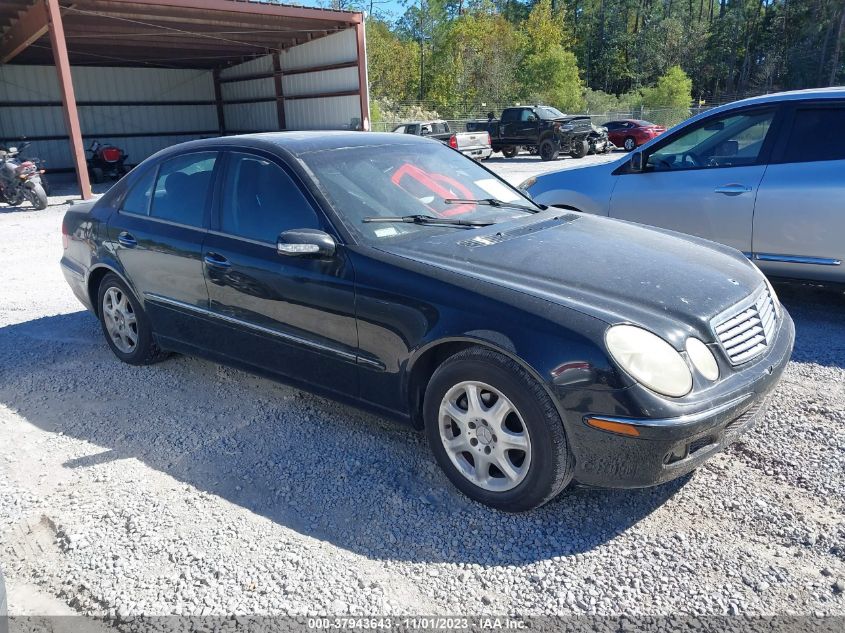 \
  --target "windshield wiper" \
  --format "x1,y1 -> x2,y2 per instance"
362,214 -> 495,228
443,197 -> 544,212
